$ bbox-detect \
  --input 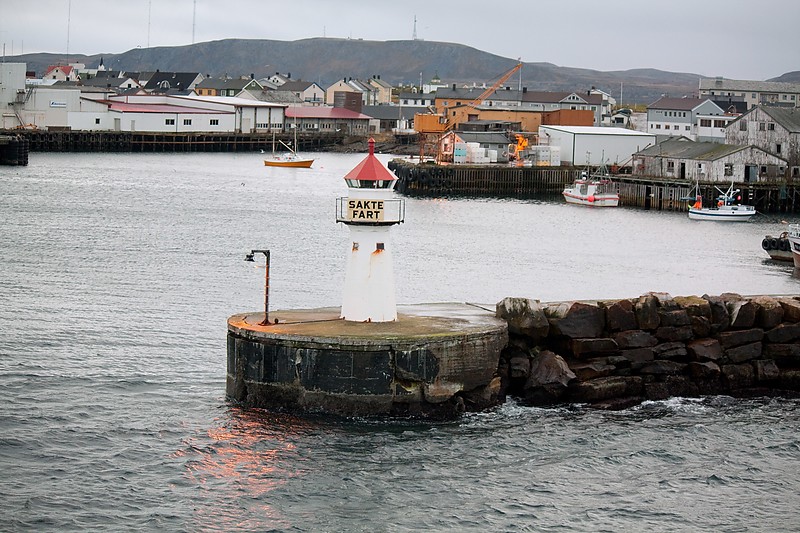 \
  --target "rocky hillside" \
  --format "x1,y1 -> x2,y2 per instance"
10,37 -> 782,104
